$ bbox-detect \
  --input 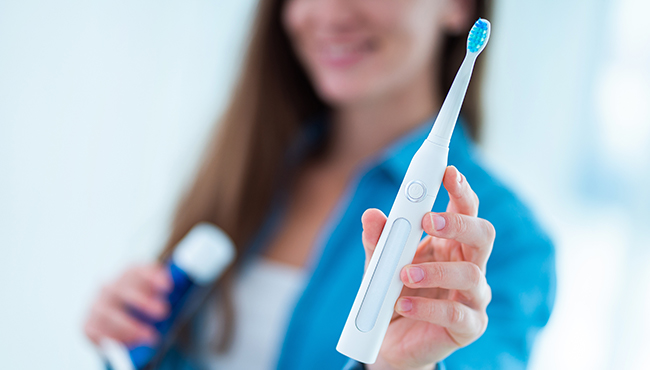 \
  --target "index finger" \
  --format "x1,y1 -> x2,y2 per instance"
422,212 -> 495,271
444,166 -> 479,217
